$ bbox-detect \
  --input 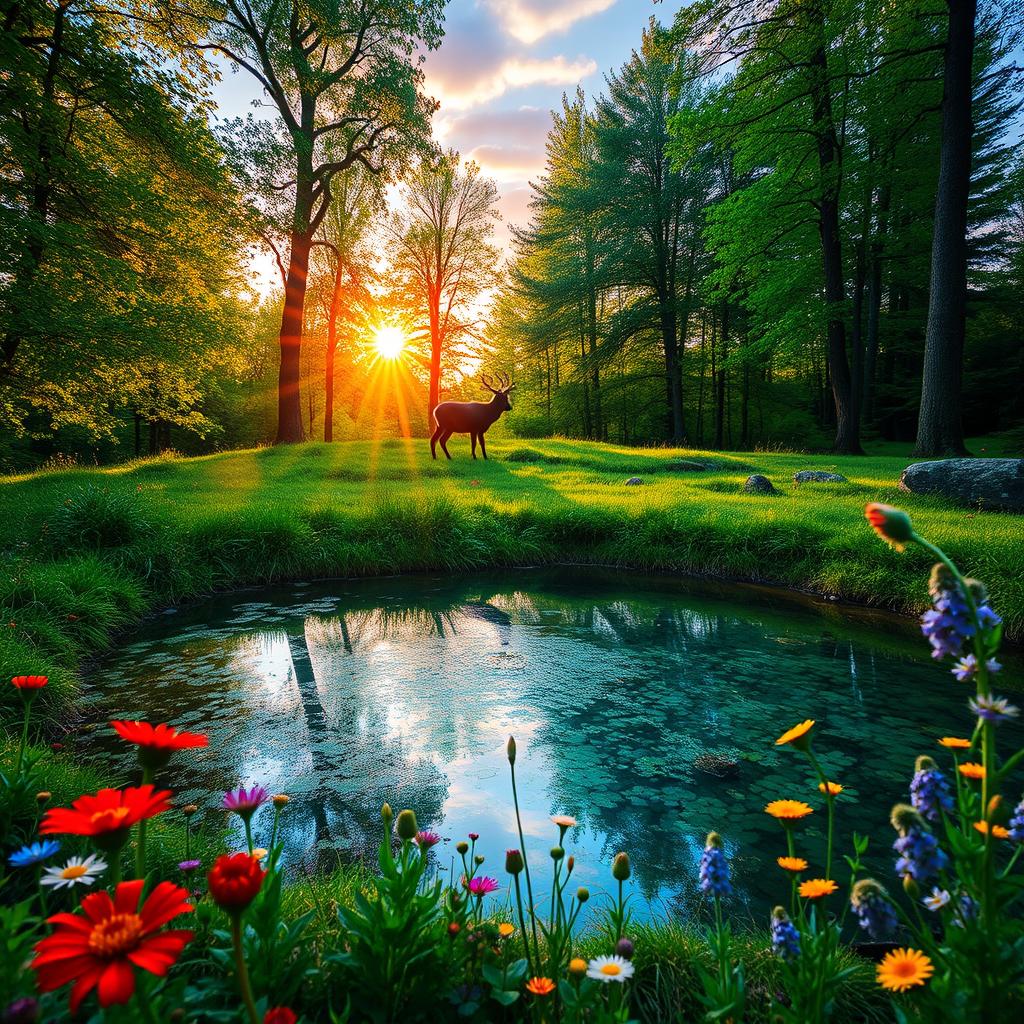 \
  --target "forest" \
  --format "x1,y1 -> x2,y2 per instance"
1,0 -> 1022,470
